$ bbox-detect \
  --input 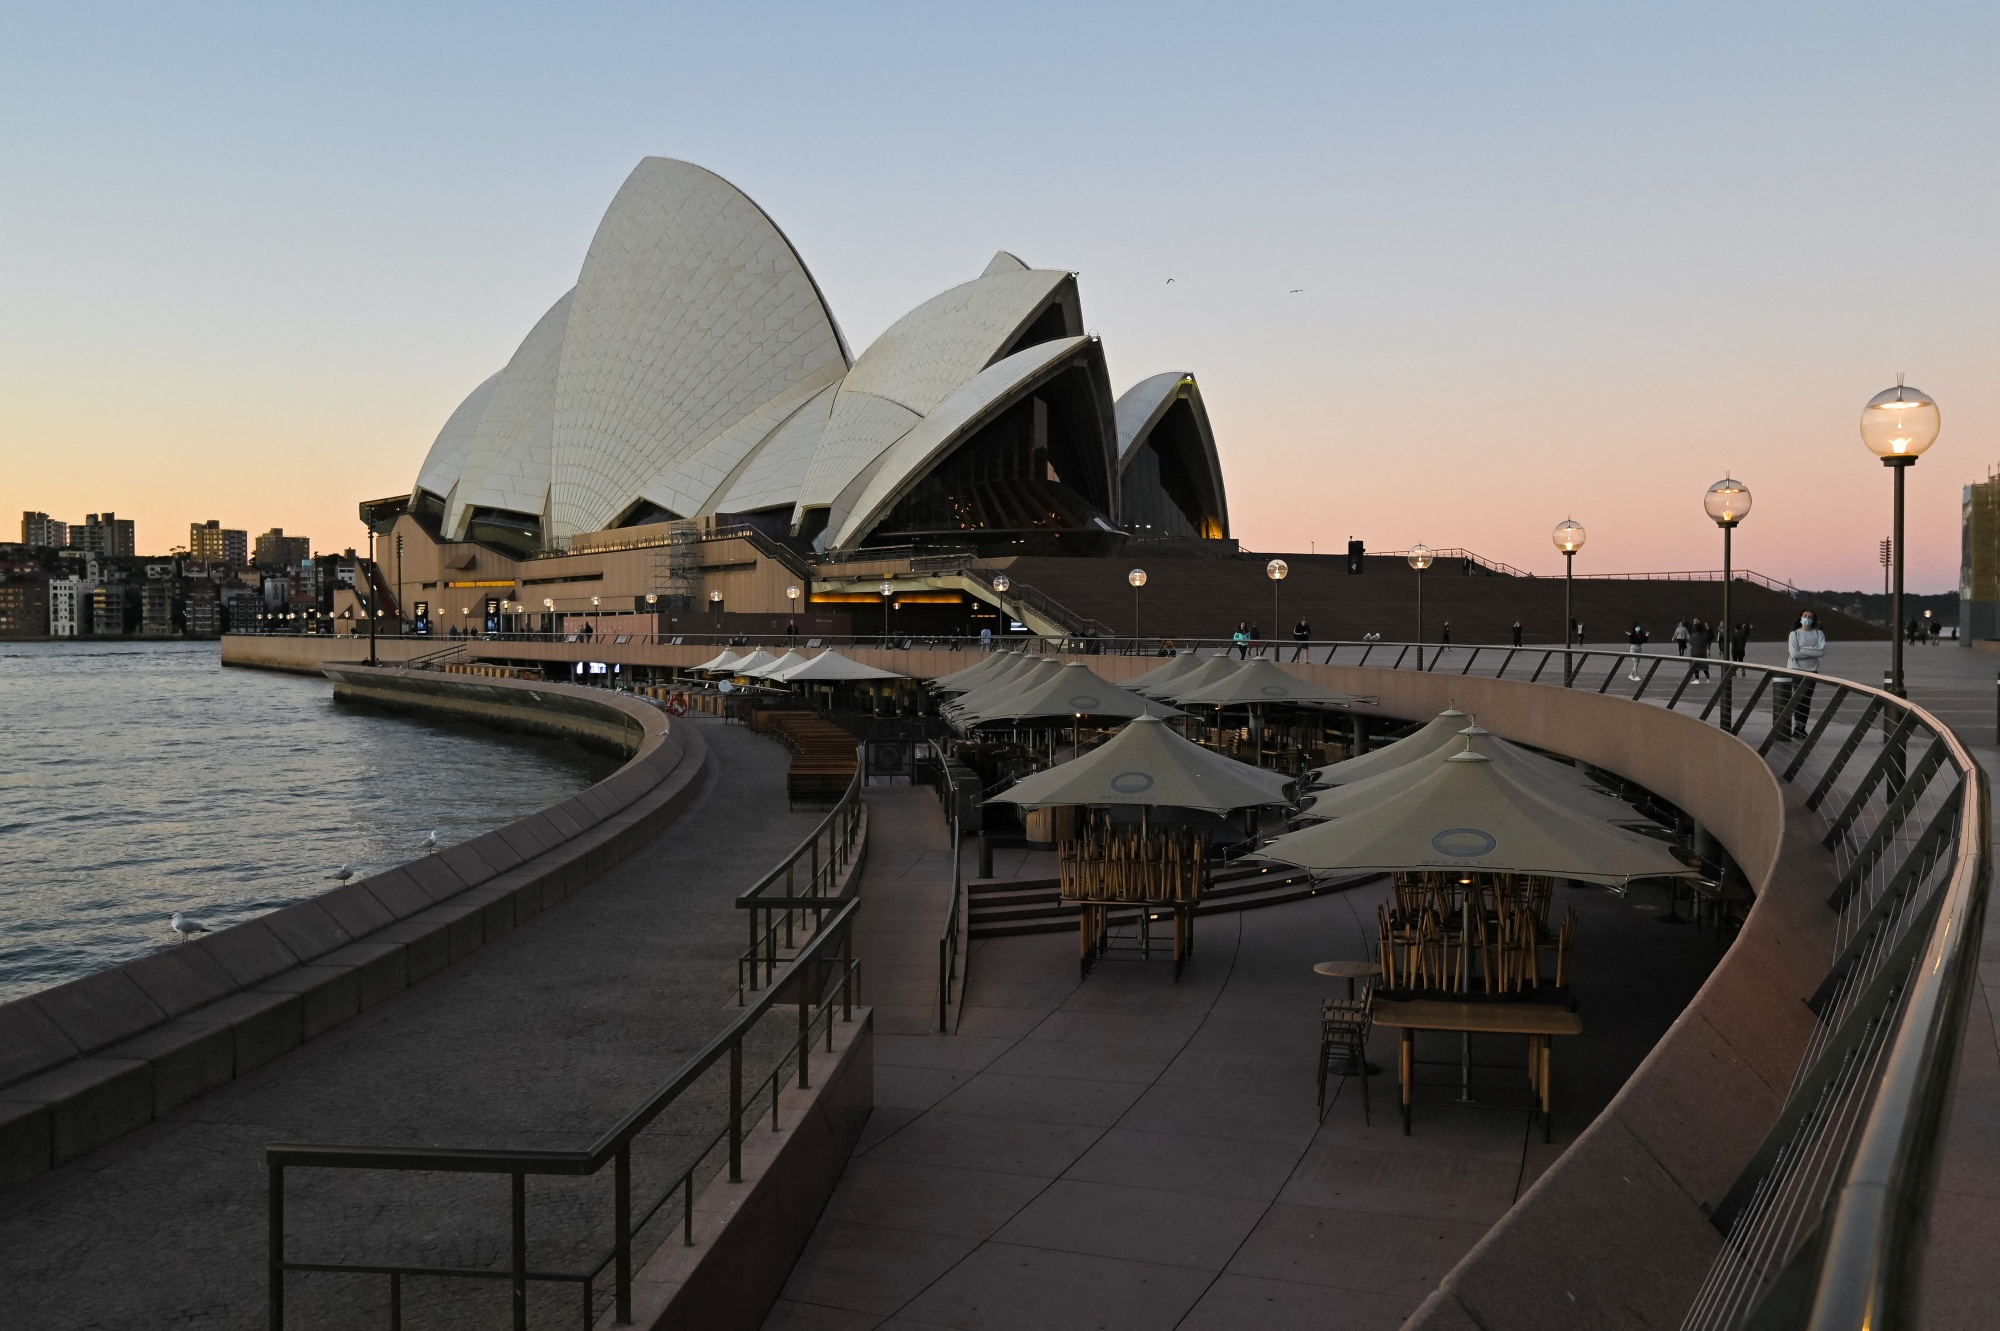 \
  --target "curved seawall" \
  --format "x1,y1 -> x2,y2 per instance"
0,668 -> 709,1192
